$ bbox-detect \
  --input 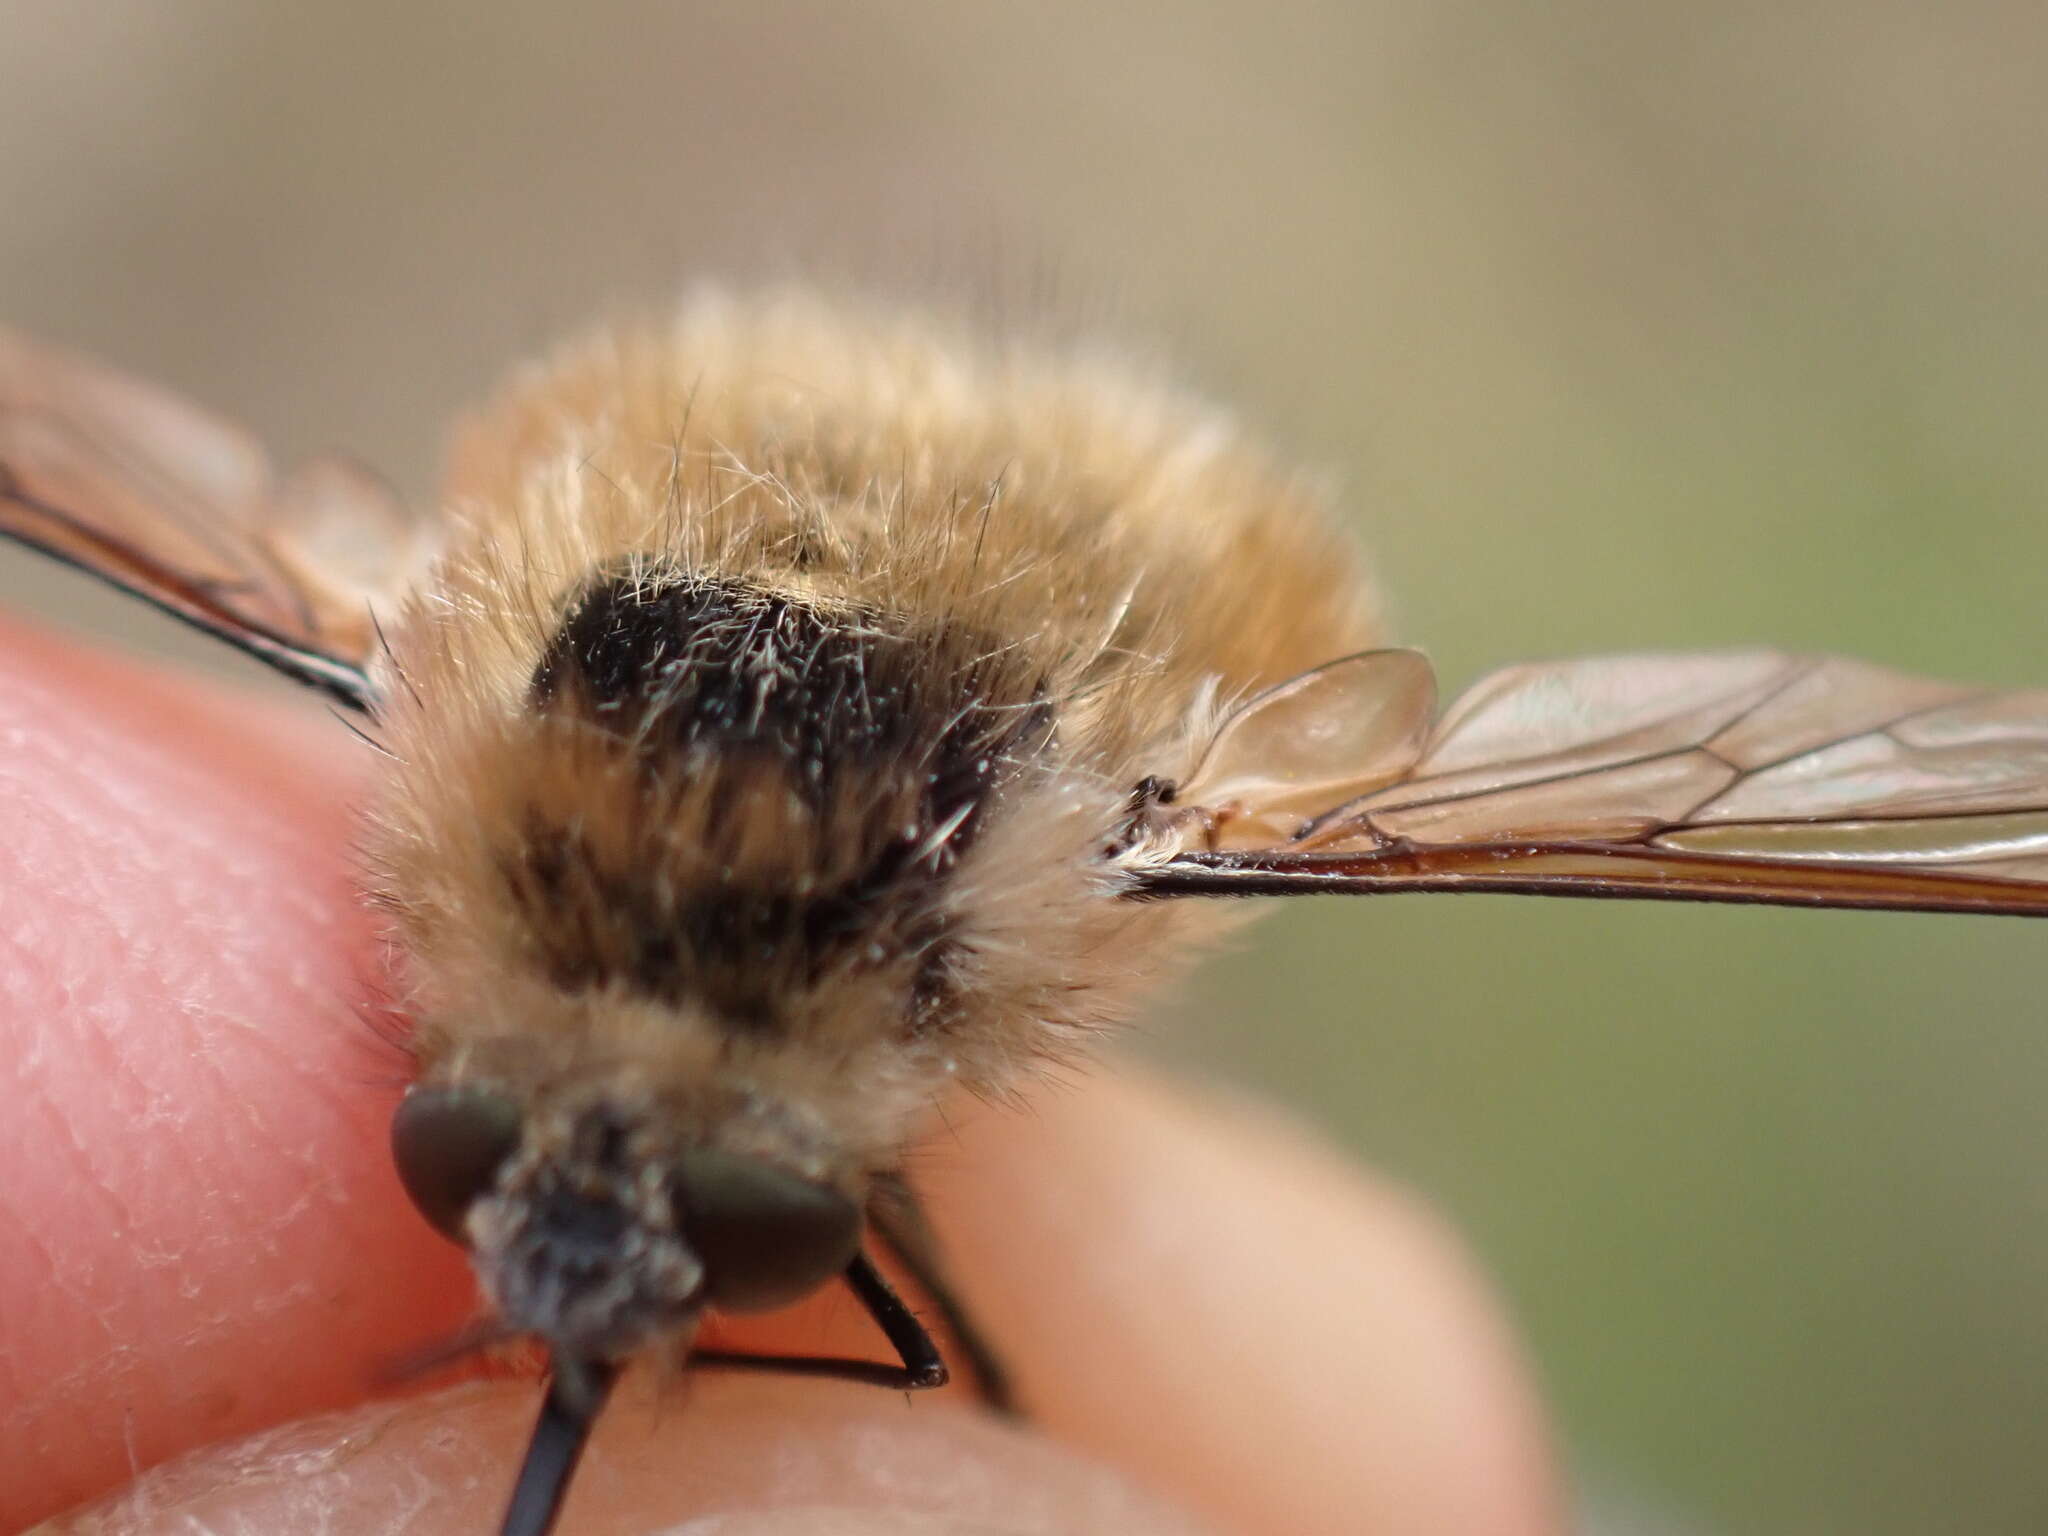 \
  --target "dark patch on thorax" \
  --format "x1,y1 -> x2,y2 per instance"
513,567 -> 1049,1018
529,571 -> 941,798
